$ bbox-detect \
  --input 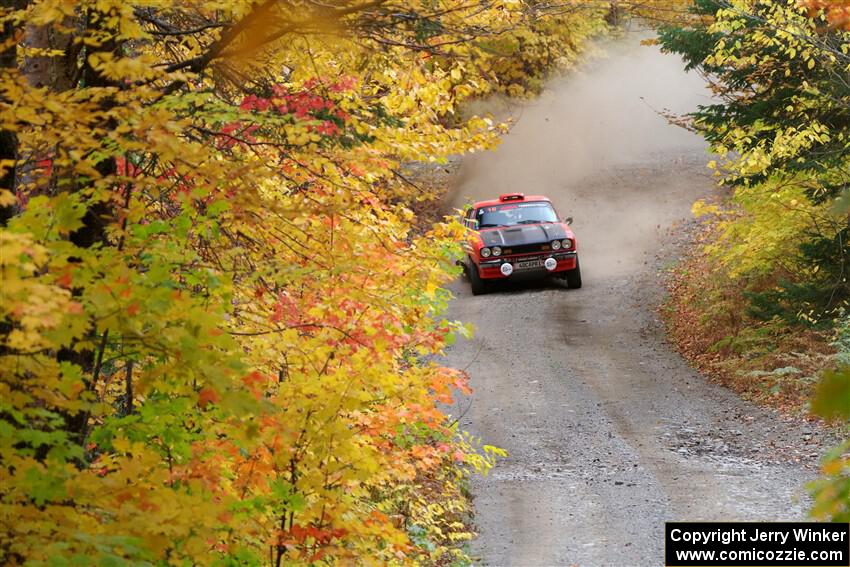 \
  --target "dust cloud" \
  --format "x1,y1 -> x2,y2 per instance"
452,34 -> 715,278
